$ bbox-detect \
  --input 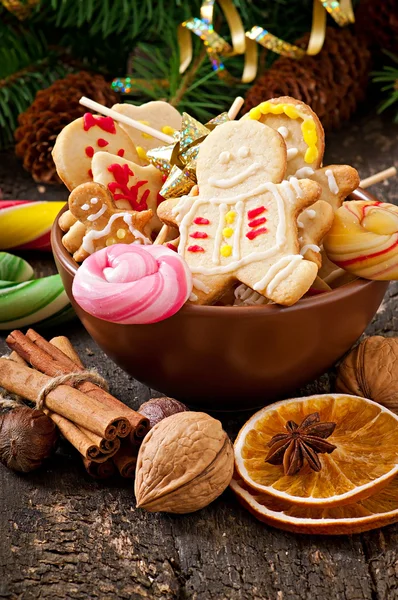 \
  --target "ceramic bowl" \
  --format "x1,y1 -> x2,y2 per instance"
52,188 -> 389,411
